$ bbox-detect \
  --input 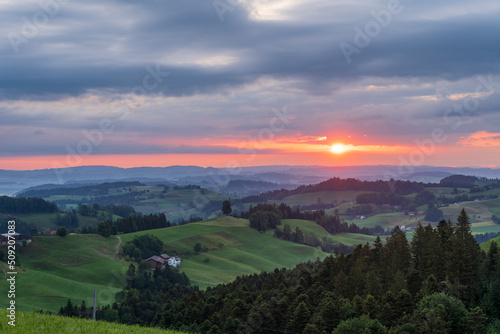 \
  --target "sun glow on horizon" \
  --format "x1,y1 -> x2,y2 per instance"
330,143 -> 349,154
